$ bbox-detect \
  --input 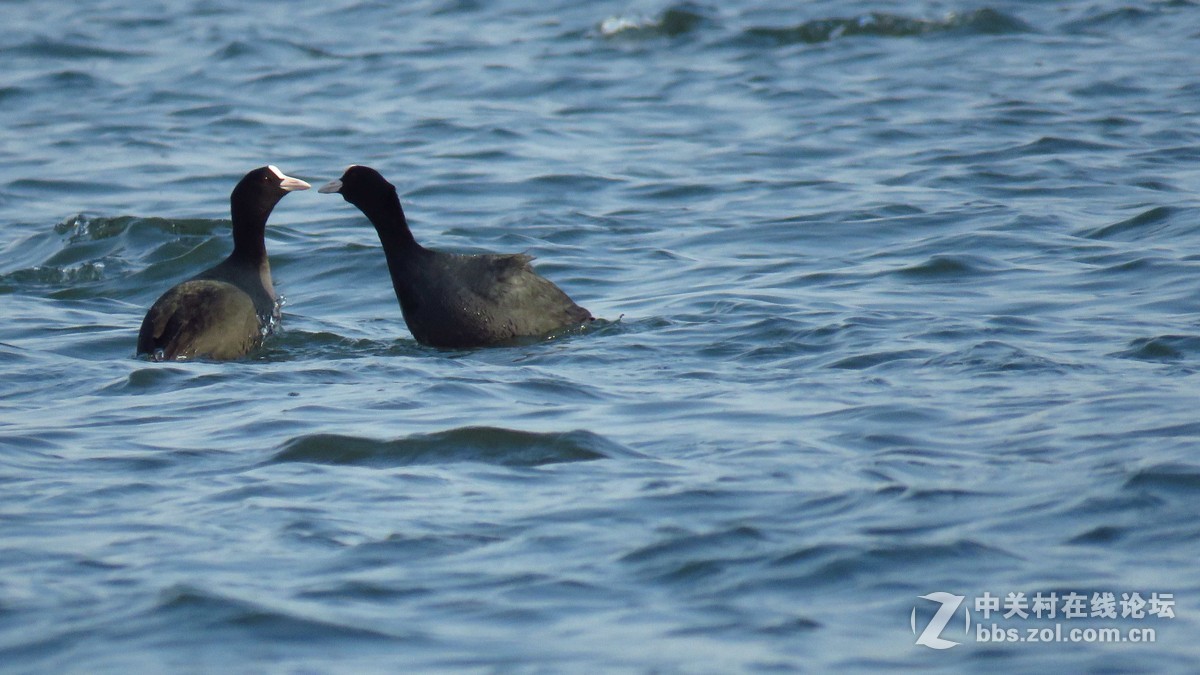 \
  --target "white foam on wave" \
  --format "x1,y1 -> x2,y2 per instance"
599,13 -> 655,37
